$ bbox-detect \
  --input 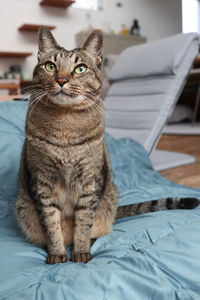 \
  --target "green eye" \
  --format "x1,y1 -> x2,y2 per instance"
45,61 -> 57,72
74,64 -> 87,74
